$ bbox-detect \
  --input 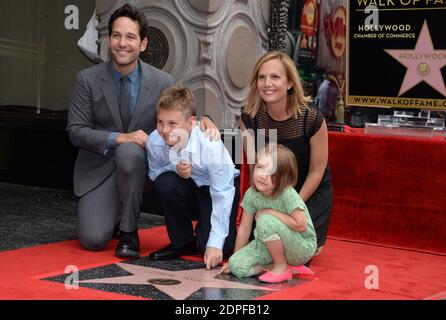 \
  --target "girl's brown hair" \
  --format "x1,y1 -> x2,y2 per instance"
253,144 -> 298,198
